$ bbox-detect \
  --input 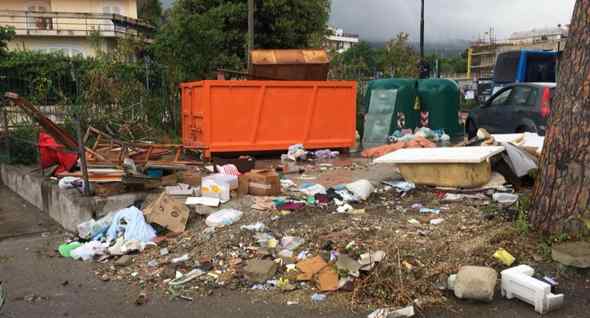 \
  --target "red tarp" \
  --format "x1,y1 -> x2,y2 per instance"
38,132 -> 78,174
